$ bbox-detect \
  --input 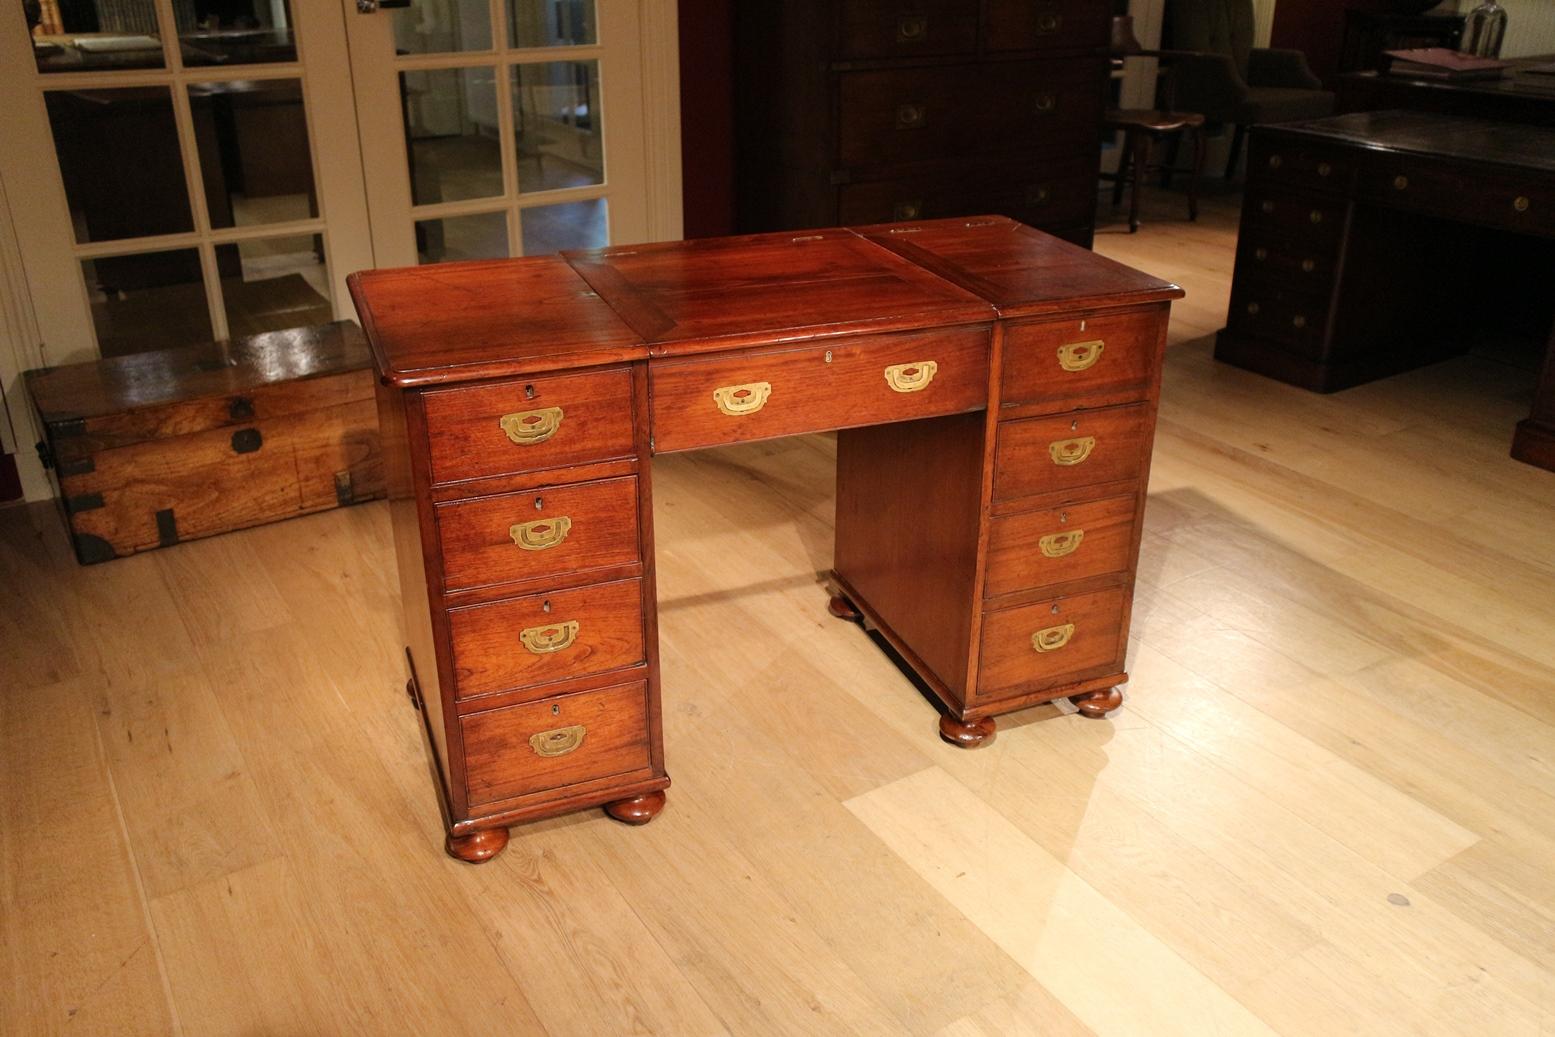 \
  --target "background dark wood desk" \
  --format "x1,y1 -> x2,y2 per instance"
1215,110 -> 1555,472
1338,56 -> 1555,126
